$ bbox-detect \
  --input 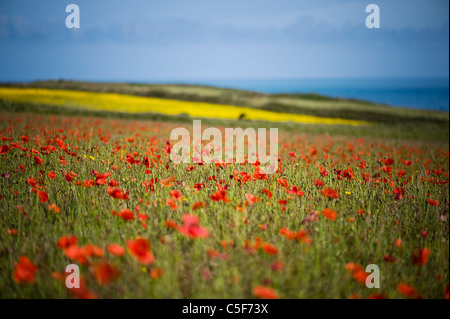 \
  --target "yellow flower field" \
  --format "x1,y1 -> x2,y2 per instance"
0,88 -> 368,126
